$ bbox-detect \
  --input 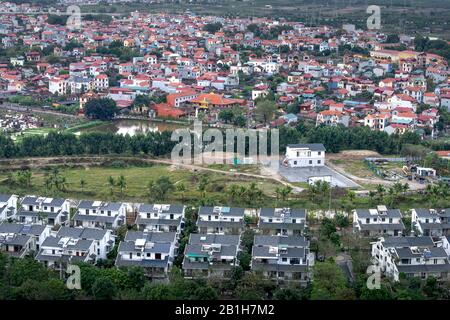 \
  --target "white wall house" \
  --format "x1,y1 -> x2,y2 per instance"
258,208 -> 306,236
0,194 -> 18,222
196,206 -> 245,235
284,144 -> 326,168
74,200 -> 126,229
0,223 -> 51,258
17,196 -> 70,226
115,231 -> 177,279
251,235 -> 314,284
136,204 -> 185,234
372,236 -> 450,282
353,206 -> 405,237
183,234 -> 240,279
411,208 -> 450,237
